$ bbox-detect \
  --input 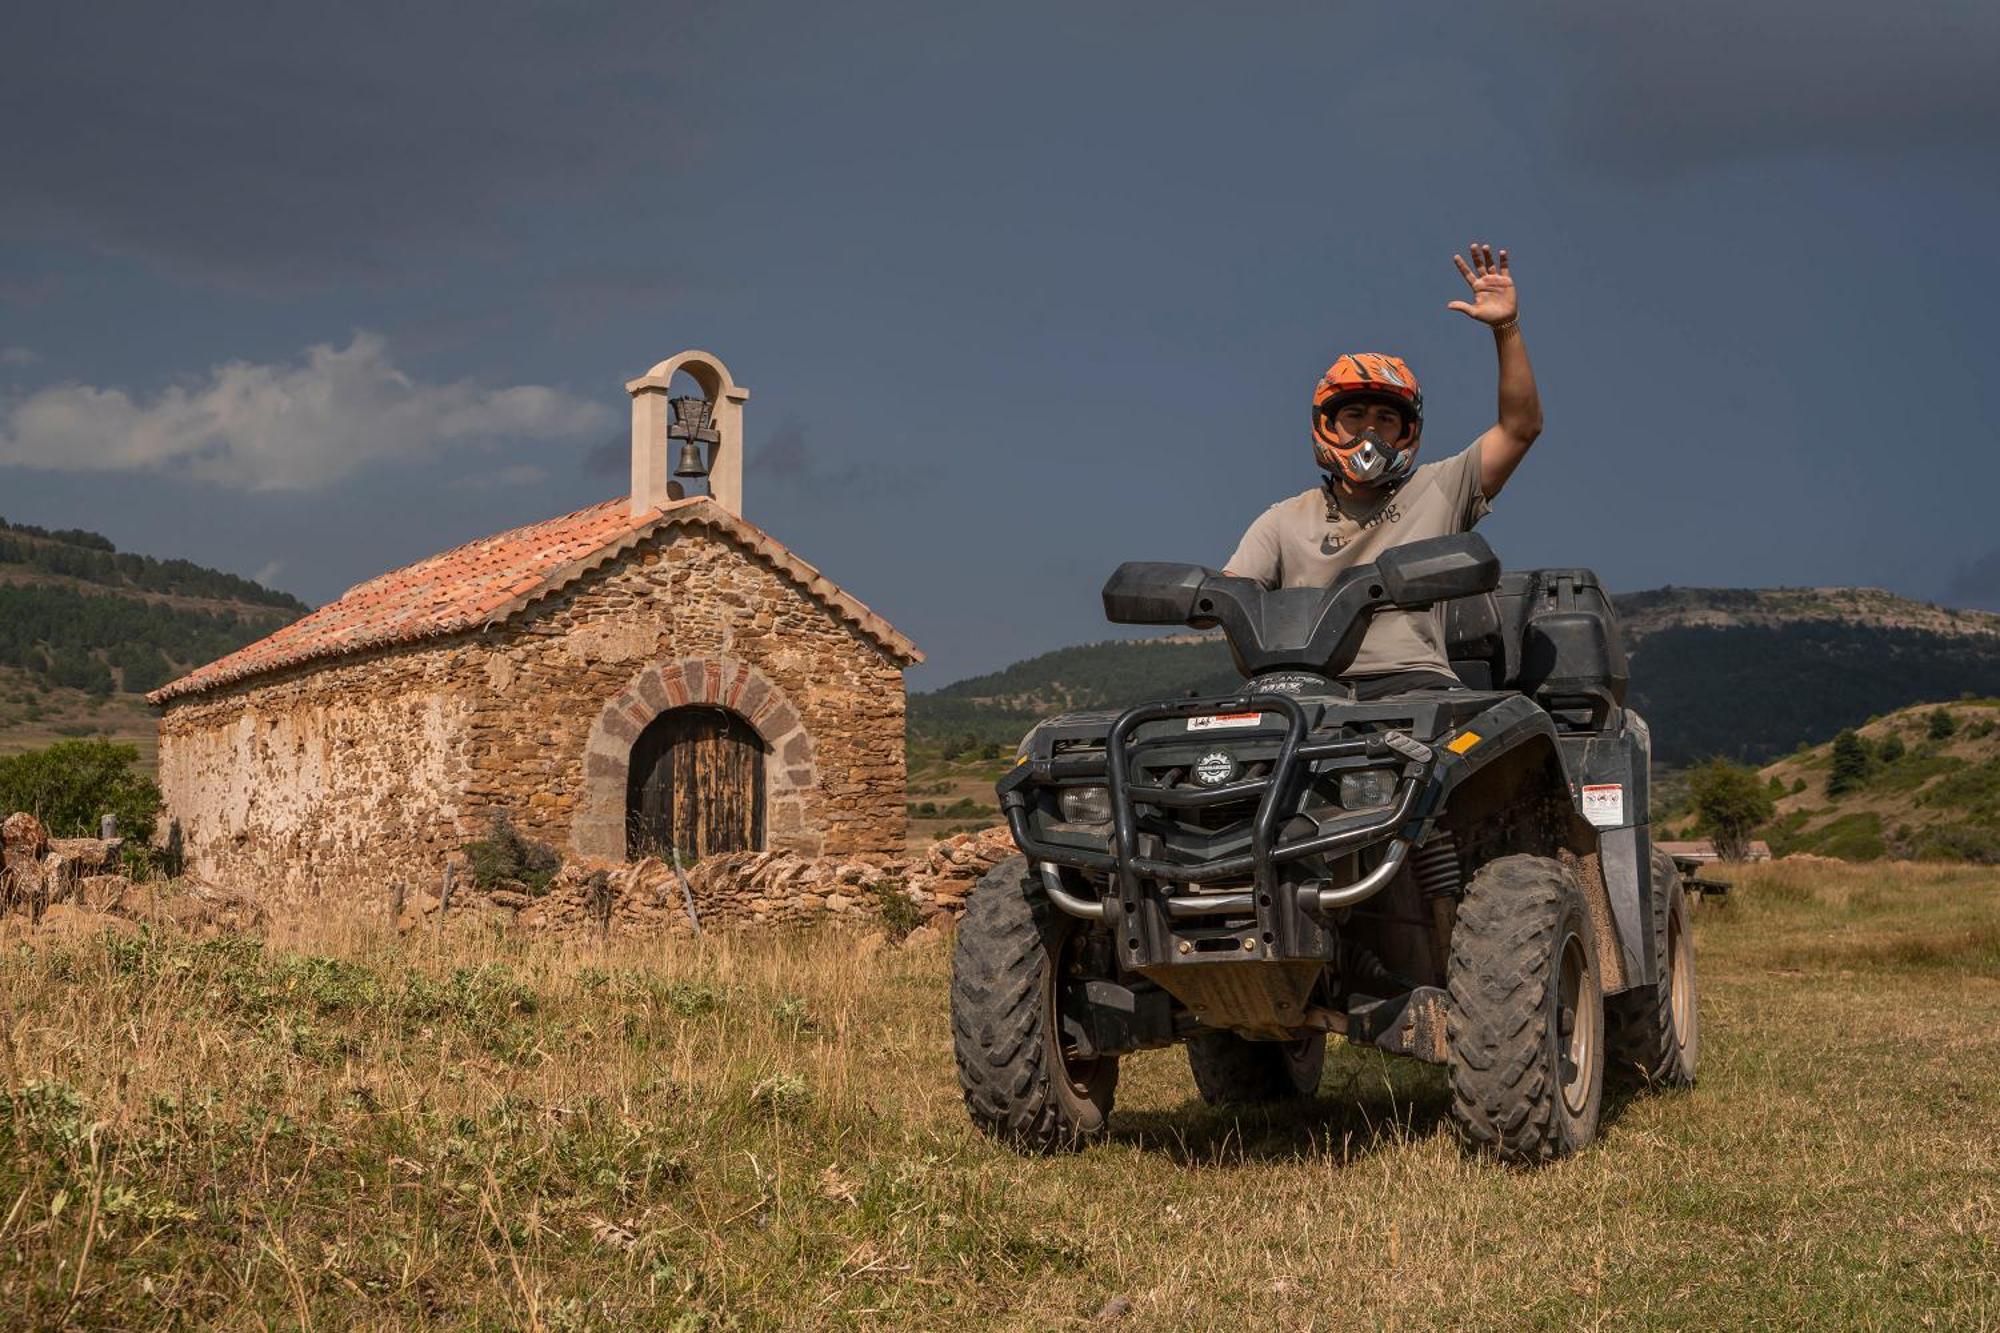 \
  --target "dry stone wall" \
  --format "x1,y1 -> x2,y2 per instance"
395,824 -> 1018,941
157,521 -> 909,904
